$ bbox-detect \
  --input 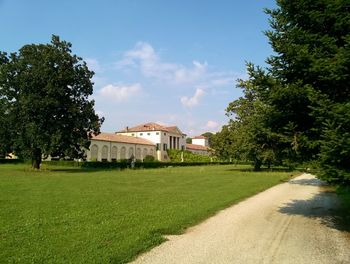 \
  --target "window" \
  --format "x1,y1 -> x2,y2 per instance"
164,133 -> 166,135
131,133 -> 135,136
120,147 -> 126,159
91,144 -> 98,160
111,146 -> 118,161
163,143 -> 167,151
140,133 -> 143,136
156,143 -> 160,151
156,132 -> 159,135
128,147 -> 134,158
136,148 -> 141,160
147,133 -> 151,135
102,145 -> 108,162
